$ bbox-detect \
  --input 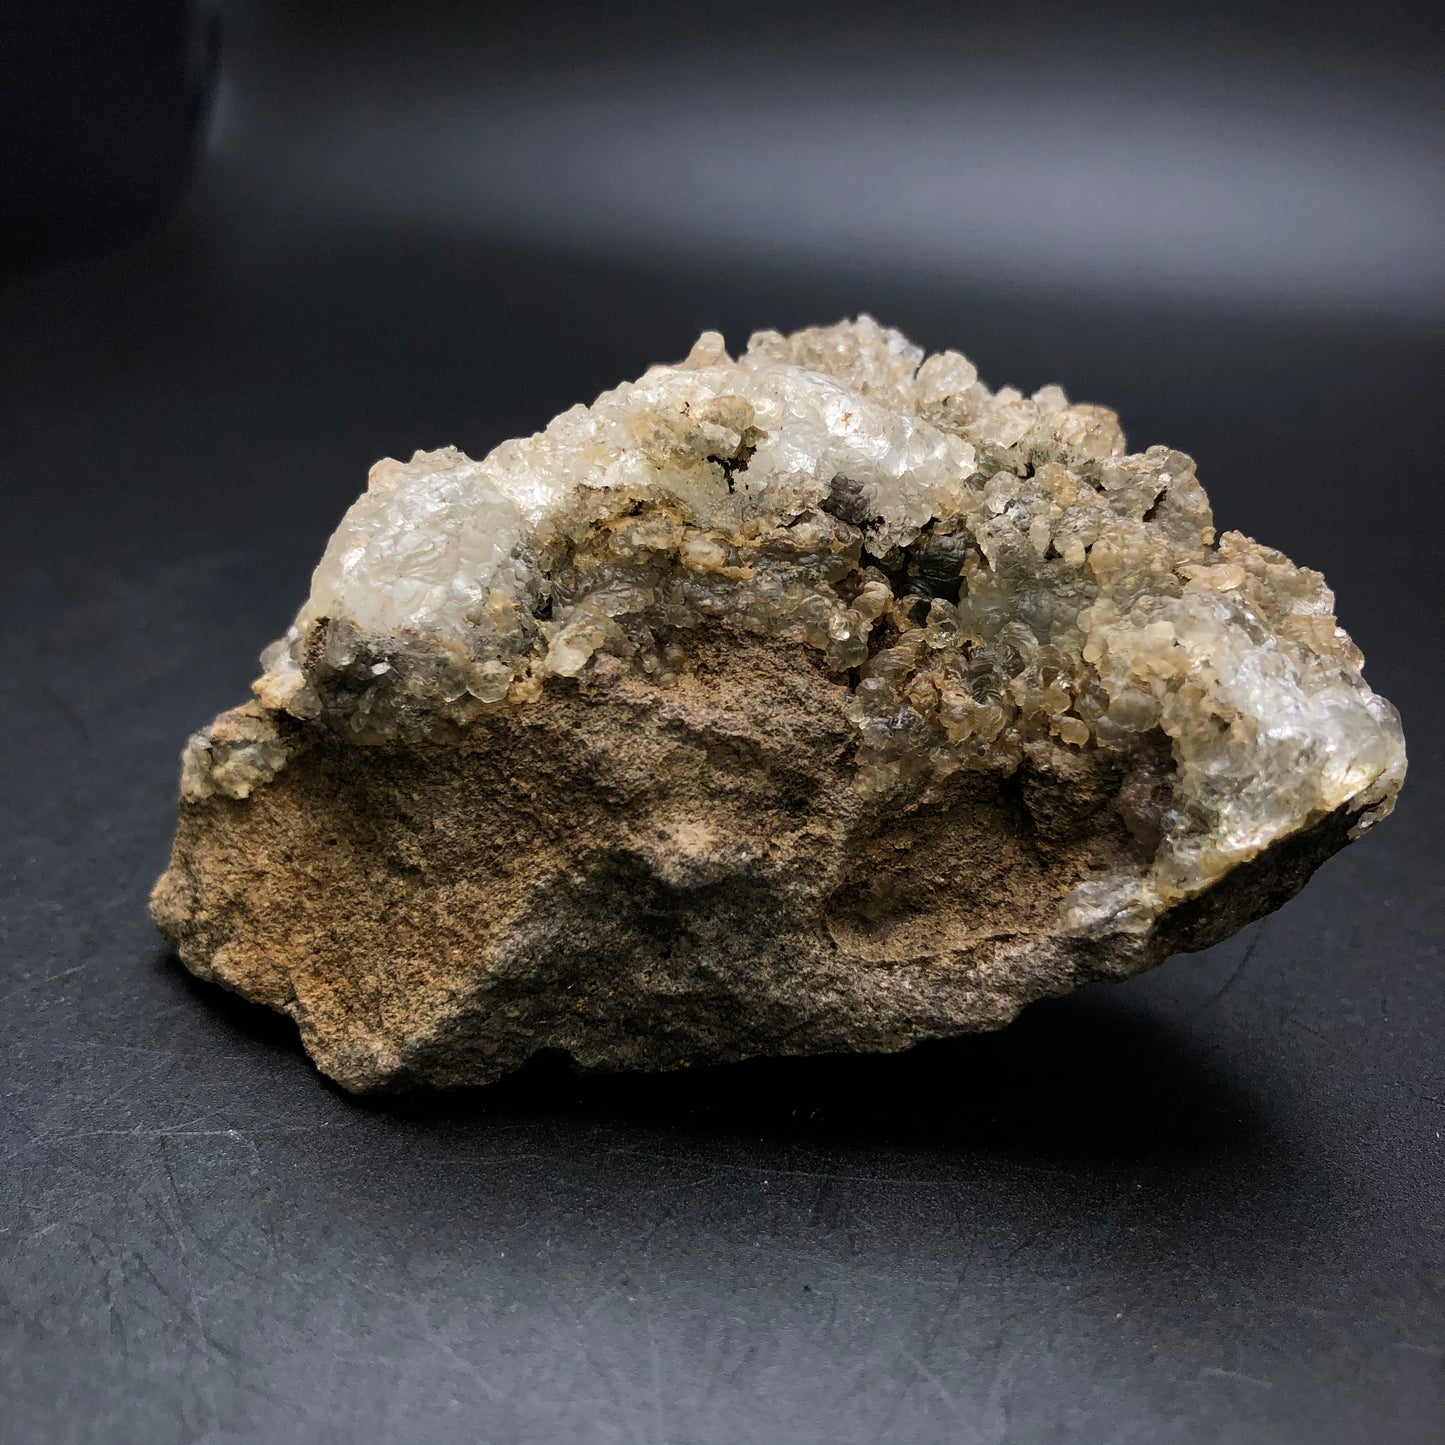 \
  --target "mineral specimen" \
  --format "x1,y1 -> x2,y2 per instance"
151,319 -> 1406,1091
